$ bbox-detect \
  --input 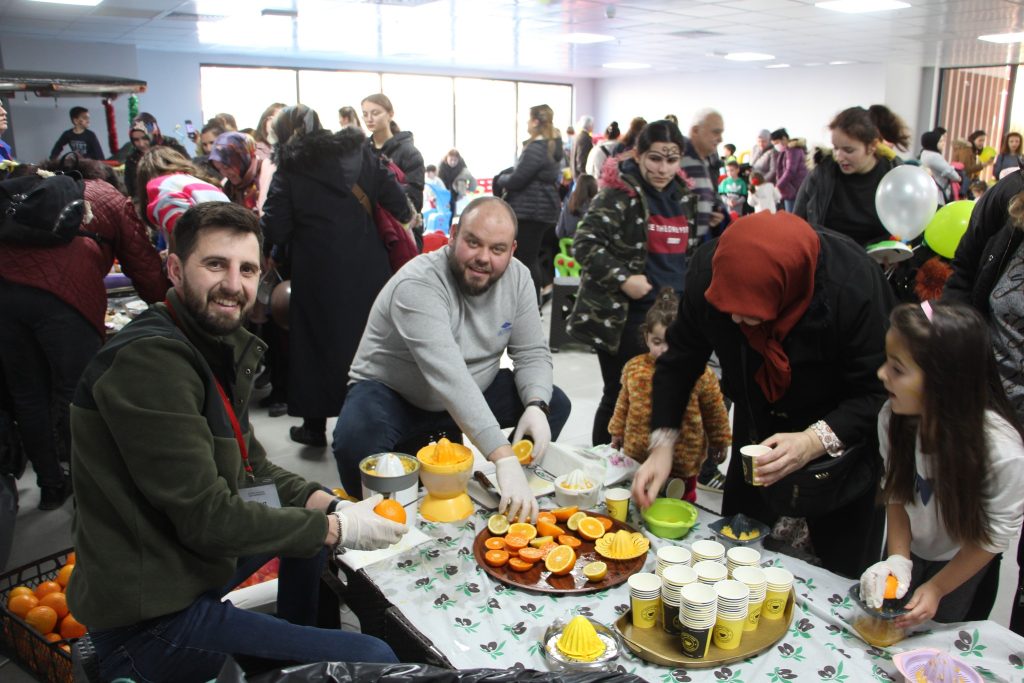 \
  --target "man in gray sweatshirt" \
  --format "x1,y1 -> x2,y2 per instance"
334,197 -> 570,523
